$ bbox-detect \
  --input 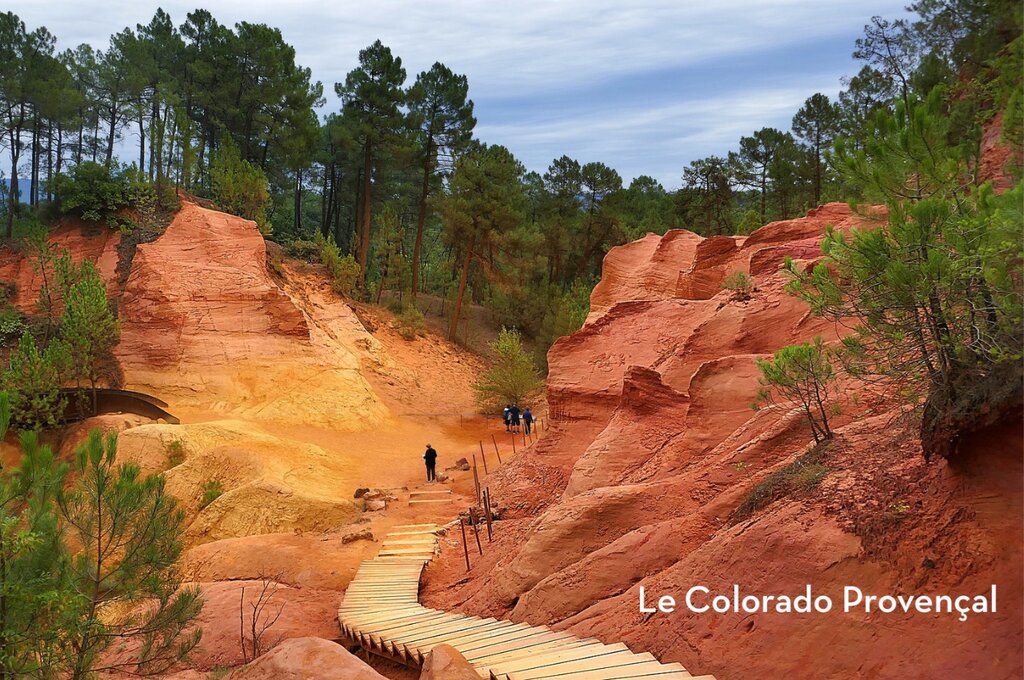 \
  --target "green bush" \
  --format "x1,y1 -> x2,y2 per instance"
723,271 -> 755,300
210,136 -> 271,234
50,161 -> 130,228
314,232 -> 360,296
49,162 -> 178,232
200,479 -> 224,509
0,307 -> 27,346
166,439 -> 186,468
286,239 -> 319,262
397,304 -> 425,340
